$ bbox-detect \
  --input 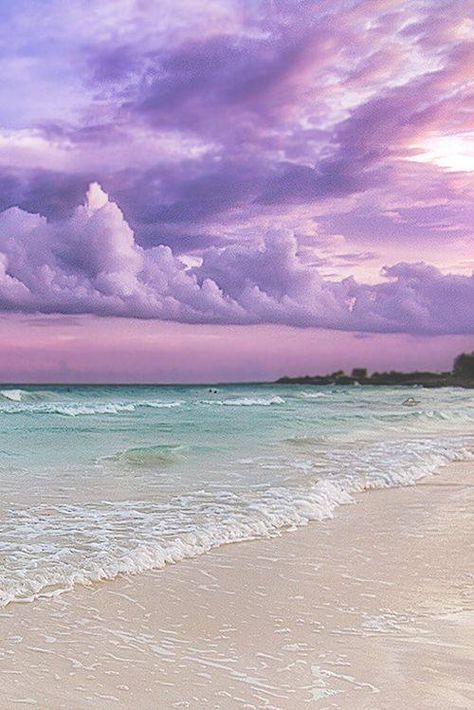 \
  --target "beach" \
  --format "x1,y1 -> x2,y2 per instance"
1,460 -> 473,709
2,0 -> 473,705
